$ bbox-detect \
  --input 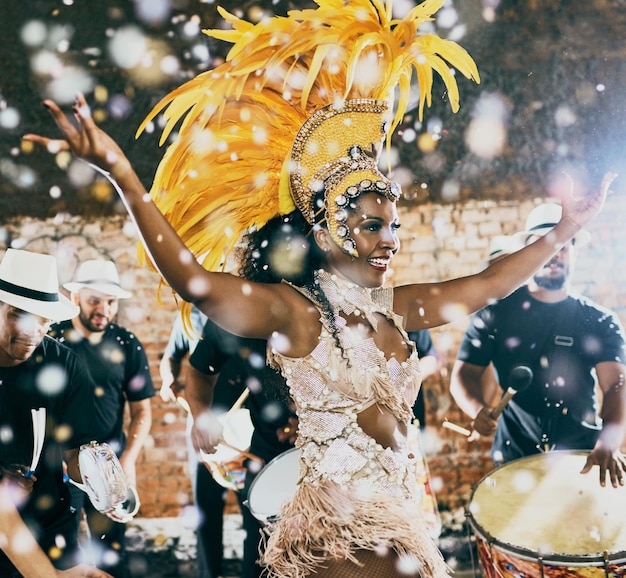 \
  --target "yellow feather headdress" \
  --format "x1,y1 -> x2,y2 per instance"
137,0 -> 479,271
